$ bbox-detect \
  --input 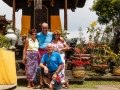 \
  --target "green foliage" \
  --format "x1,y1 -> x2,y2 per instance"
87,21 -> 102,43
60,29 -> 70,44
0,34 -> 10,48
70,81 -> 120,88
101,25 -> 114,44
6,24 -> 12,30
90,0 -> 120,26
60,29 -> 68,39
